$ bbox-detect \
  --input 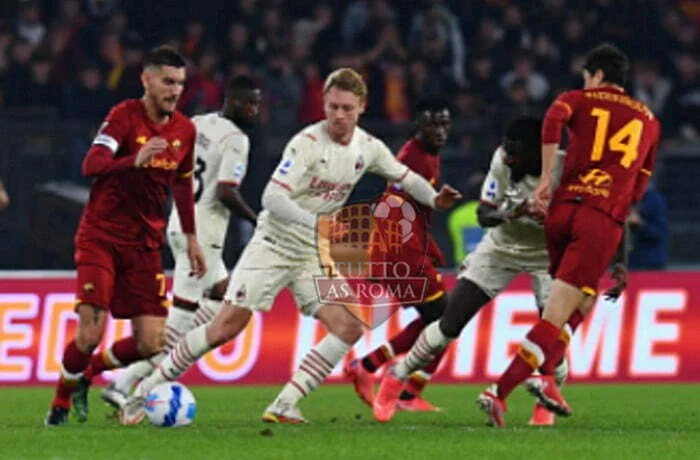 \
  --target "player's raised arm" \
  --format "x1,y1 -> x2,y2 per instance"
368,140 -> 461,210
260,134 -> 317,229
216,134 -> 257,225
